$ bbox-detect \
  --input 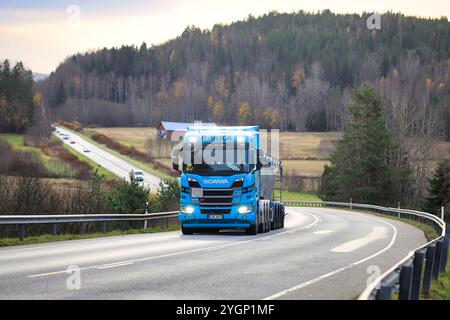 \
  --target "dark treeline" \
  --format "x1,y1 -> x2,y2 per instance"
0,60 -> 35,133
39,11 -> 449,137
